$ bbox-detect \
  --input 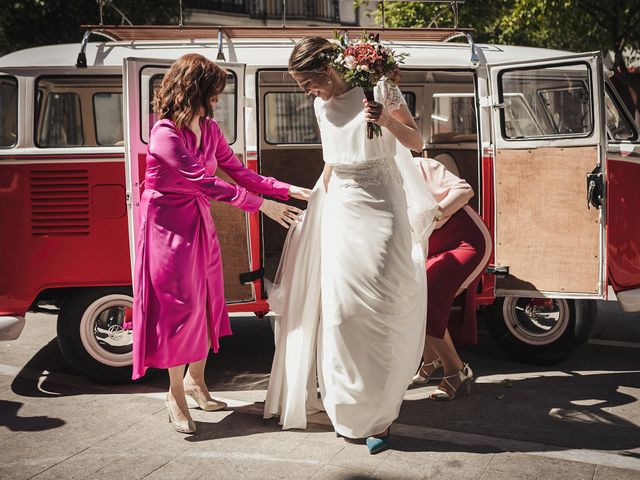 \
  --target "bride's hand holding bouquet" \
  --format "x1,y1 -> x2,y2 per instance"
330,32 -> 407,139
